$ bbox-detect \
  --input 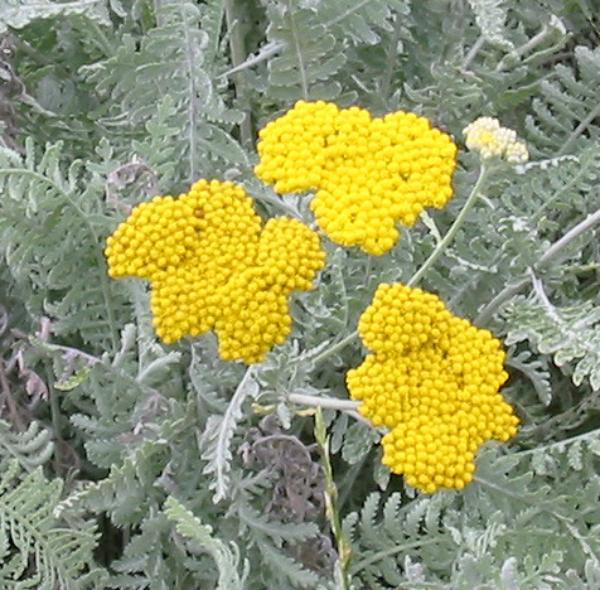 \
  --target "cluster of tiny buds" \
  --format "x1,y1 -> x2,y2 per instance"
463,117 -> 529,163
255,100 -> 457,255
105,179 -> 325,363
347,283 -> 519,493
